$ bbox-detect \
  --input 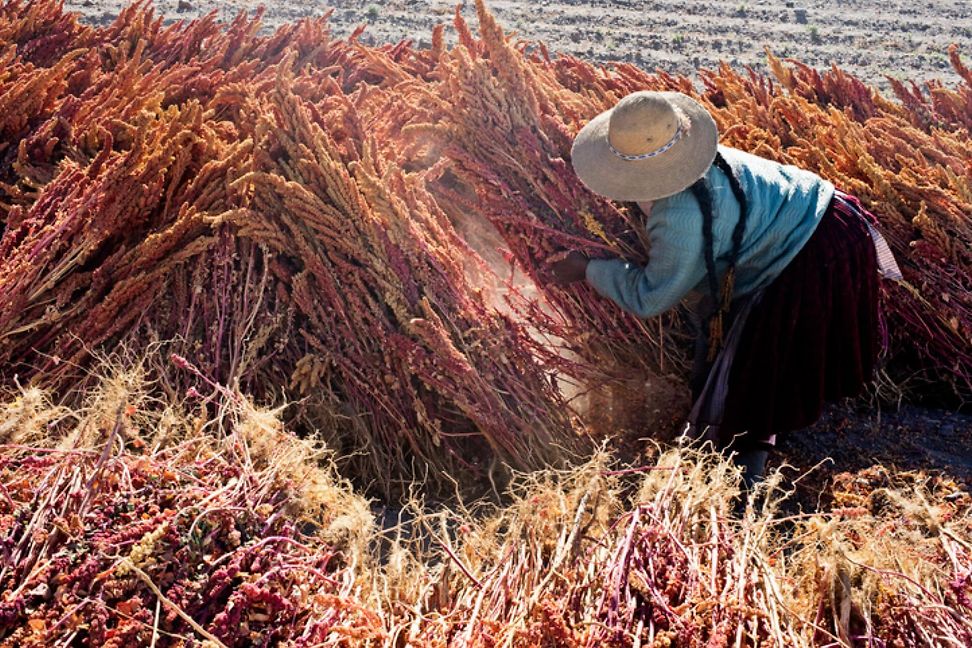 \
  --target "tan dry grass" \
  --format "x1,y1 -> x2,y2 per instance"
0,362 -> 969,646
